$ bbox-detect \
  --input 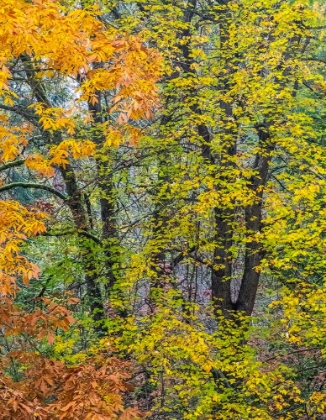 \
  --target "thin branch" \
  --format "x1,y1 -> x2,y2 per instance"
0,104 -> 40,125
306,26 -> 326,30
0,159 -> 25,172
41,229 -> 102,245
0,182 -> 67,200
263,347 -> 321,363
302,57 -> 326,64
172,246 -> 198,267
